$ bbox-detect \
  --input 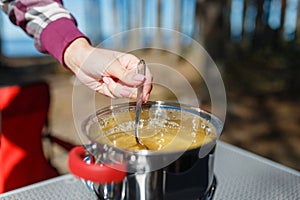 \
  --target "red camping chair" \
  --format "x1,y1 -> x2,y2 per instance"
0,81 -> 60,193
